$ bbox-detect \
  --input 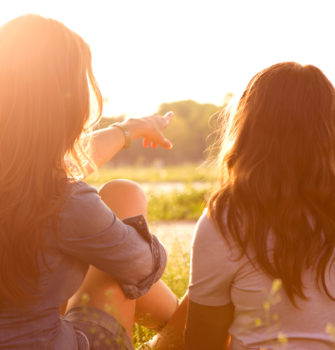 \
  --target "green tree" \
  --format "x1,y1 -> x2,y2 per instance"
94,96 -> 233,165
